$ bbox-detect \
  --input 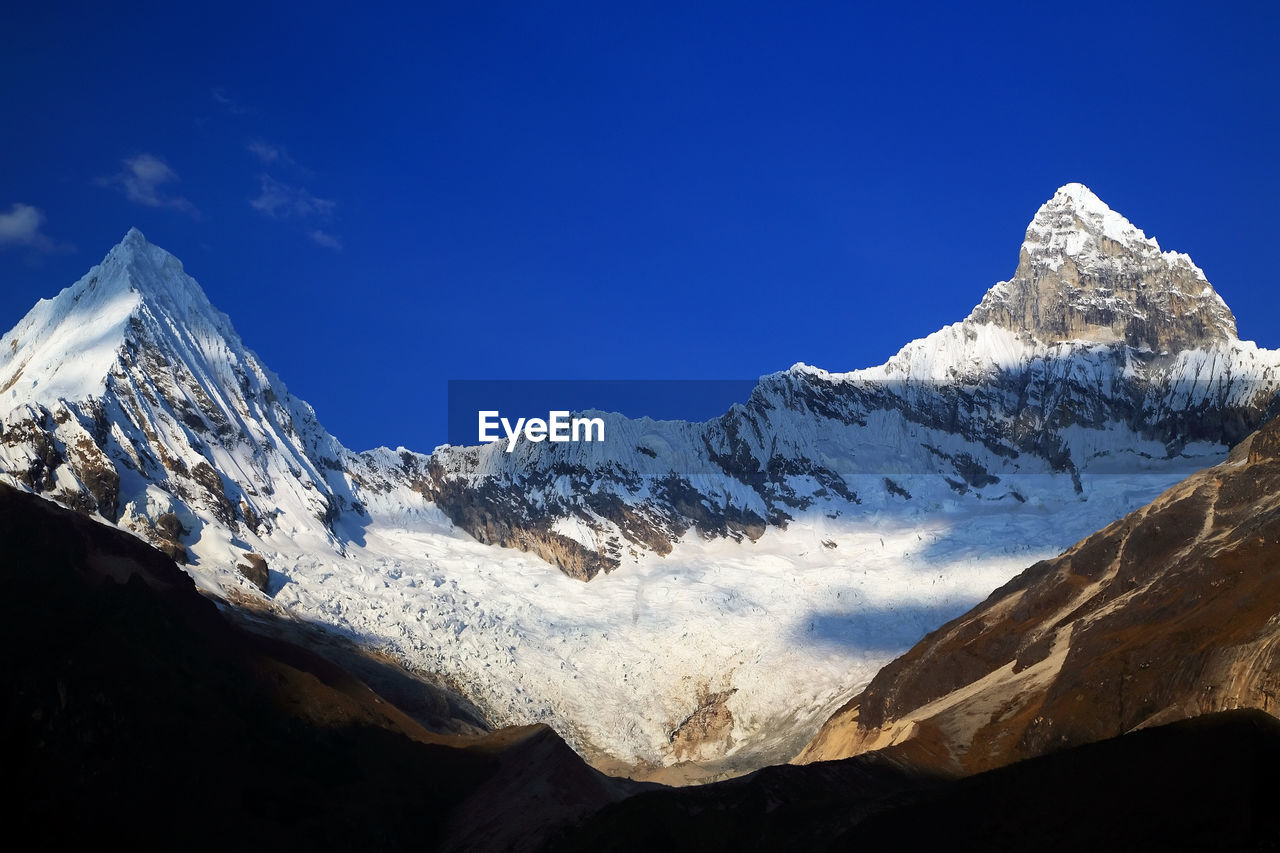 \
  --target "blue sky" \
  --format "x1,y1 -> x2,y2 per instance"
2,1 -> 1277,451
